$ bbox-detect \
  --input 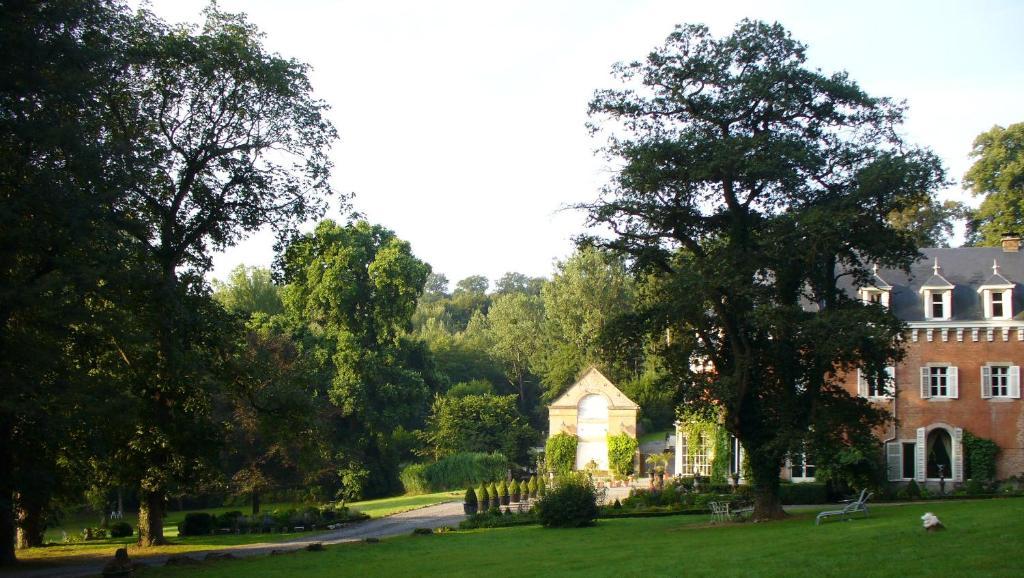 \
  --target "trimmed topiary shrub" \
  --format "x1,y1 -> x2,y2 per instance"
528,475 -> 538,499
108,521 -> 133,538
479,483 -> 490,511
538,475 -> 547,497
535,473 -> 599,528
607,433 -> 638,478
498,480 -> 510,505
489,482 -> 500,505
545,433 -> 578,476
464,487 -> 478,514
179,513 -> 214,537
510,480 -> 522,502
